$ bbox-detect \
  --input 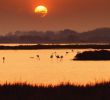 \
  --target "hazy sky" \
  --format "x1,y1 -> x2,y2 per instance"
0,0 -> 110,34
